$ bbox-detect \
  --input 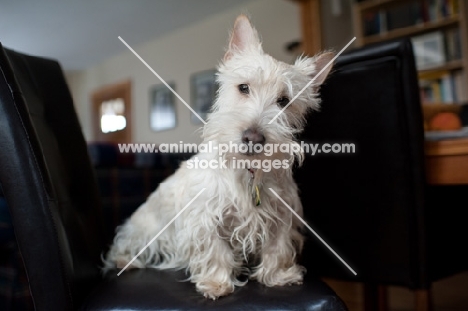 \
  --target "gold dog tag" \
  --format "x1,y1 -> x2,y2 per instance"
248,173 -> 261,206
254,185 -> 261,206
